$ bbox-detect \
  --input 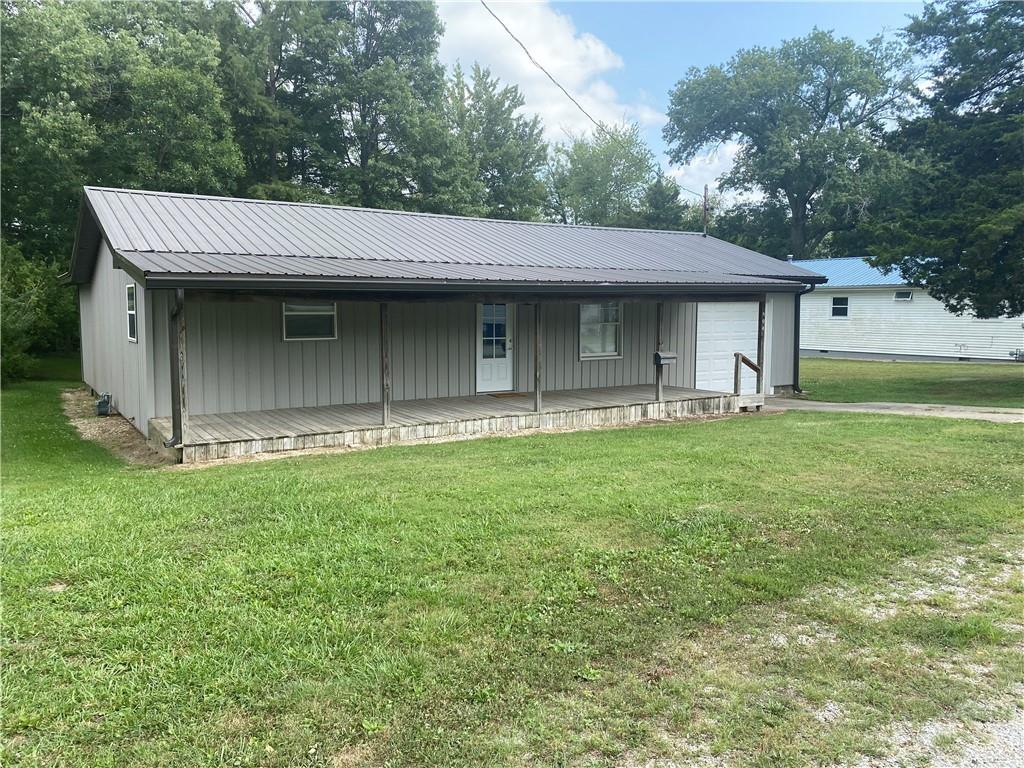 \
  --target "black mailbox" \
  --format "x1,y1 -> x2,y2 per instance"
653,351 -> 677,366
